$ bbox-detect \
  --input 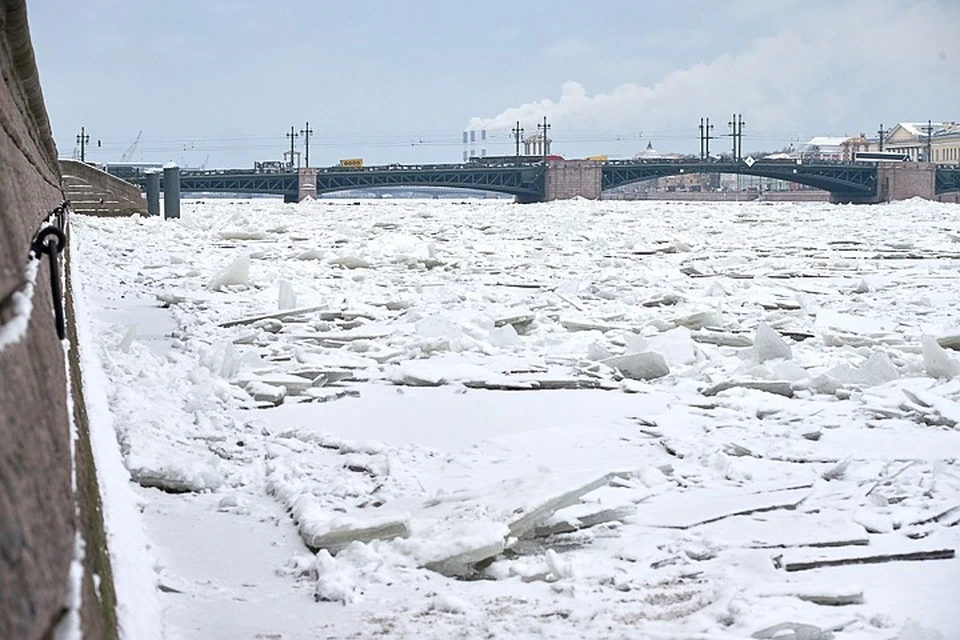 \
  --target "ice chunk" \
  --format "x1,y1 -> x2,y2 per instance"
488,323 -> 520,348
127,454 -> 223,493
753,322 -> 792,362
250,373 -> 314,395
601,352 -> 669,380
586,342 -> 613,361
244,380 -> 287,405
507,471 -> 629,539
817,351 -> 899,391
219,229 -> 267,240
493,313 -> 535,332
278,280 -> 297,310
752,622 -> 834,639
692,329 -> 752,347
938,334 -> 960,351
298,510 -> 411,554
922,336 -> 960,379
295,248 -> 325,260
207,254 -> 250,290
420,523 -> 510,577
853,510 -> 894,534
328,255 -> 370,269
544,549 -> 574,580
861,351 -> 899,383
670,310 -> 723,329
646,326 -> 697,367
702,380 -> 794,398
